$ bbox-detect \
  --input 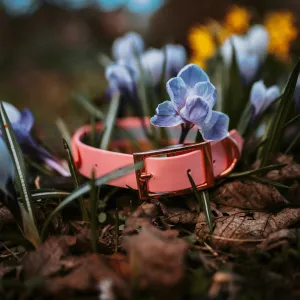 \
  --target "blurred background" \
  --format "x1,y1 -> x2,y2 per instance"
0,0 -> 300,150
